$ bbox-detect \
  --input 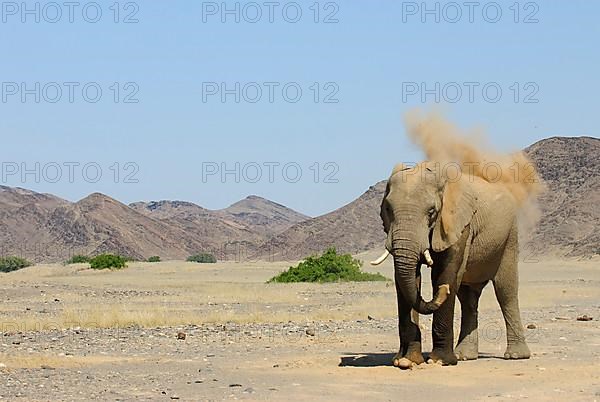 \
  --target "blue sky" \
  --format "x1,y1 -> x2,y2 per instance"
0,1 -> 598,216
